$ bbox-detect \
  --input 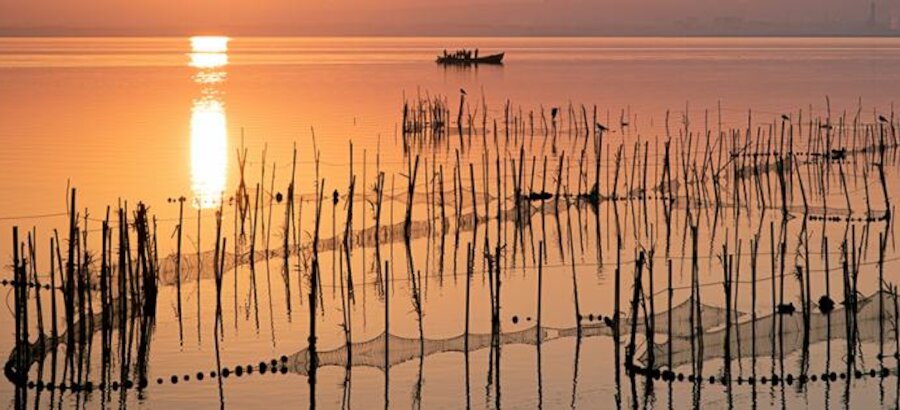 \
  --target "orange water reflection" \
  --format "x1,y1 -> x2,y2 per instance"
189,36 -> 228,209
